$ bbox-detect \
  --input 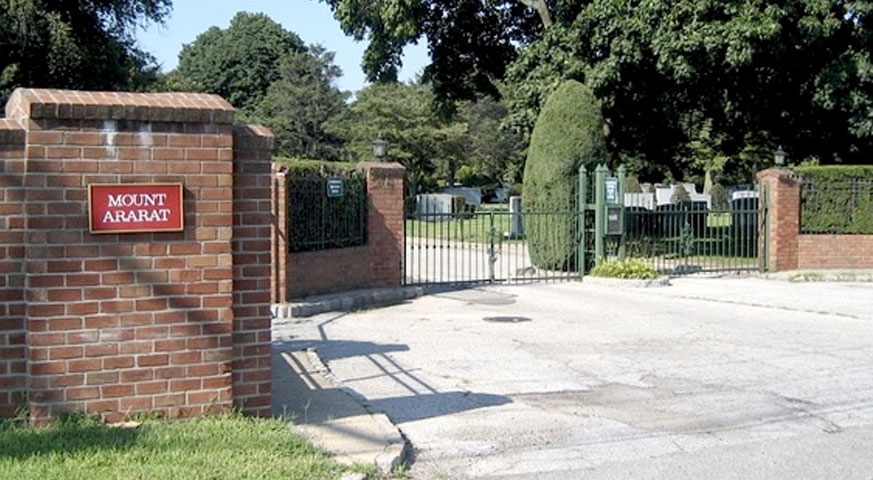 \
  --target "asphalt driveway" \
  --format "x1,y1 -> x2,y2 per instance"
272,278 -> 873,479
